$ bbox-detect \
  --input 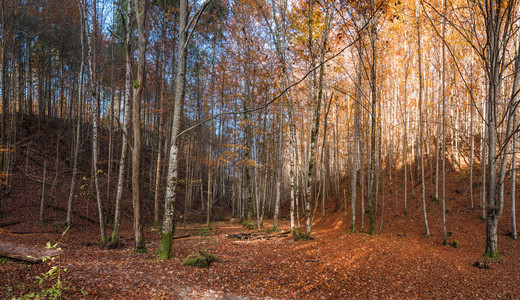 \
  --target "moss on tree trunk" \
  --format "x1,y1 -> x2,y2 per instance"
157,232 -> 173,260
